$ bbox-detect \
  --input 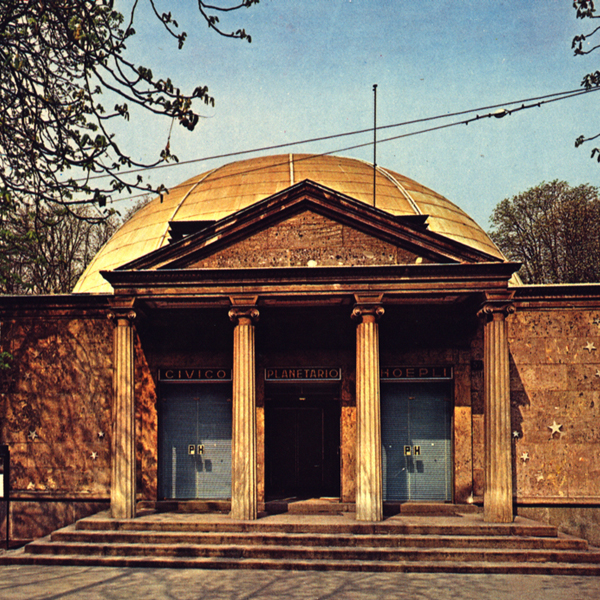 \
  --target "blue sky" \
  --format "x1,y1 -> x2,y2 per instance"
113,0 -> 600,230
